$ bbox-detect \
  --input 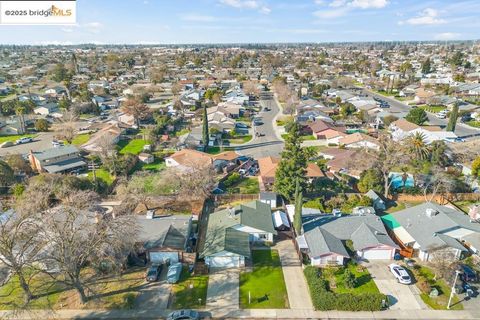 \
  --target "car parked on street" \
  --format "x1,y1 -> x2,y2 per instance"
388,264 -> 412,284
145,264 -> 163,282
167,309 -> 200,320
16,137 -> 33,144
